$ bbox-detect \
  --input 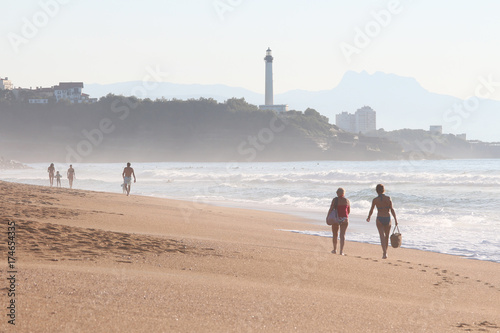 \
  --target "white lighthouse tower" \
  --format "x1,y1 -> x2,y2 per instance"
264,47 -> 274,105
259,47 -> 288,113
